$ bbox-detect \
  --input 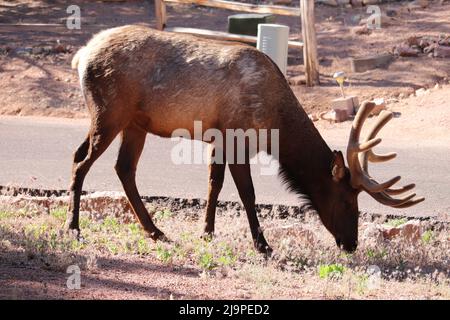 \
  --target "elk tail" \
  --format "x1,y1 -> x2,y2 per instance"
71,47 -> 86,70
